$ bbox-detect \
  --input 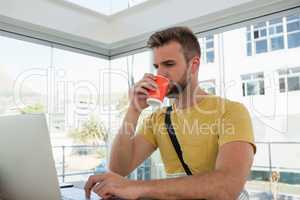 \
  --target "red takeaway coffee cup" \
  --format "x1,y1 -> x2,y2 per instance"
147,75 -> 169,107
